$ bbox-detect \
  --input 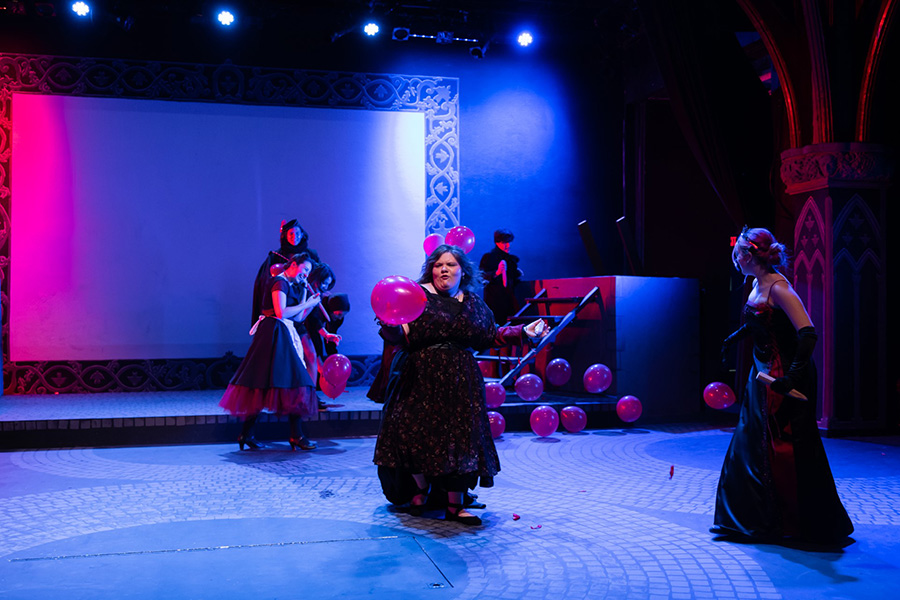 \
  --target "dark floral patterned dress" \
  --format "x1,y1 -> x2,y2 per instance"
374,288 -> 522,491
